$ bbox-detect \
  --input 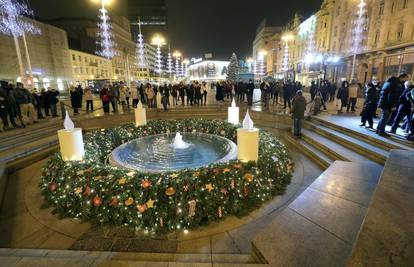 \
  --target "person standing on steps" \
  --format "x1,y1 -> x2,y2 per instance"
291,90 -> 307,138
84,86 -> 94,112
390,80 -> 414,134
347,81 -> 359,112
337,81 -> 349,113
377,73 -> 409,136
360,82 -> 378,129
246,80 -> 255,106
